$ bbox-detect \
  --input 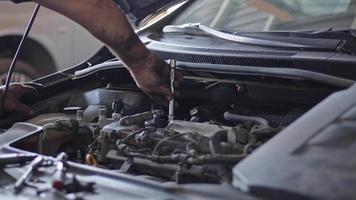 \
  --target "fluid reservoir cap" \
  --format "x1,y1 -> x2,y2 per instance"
112,99 -> 124,114
64,106 -> 83,114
